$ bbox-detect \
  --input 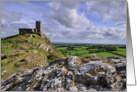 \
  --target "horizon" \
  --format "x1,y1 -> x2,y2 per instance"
51,42 -> 126,45
1,1 -> 126,45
